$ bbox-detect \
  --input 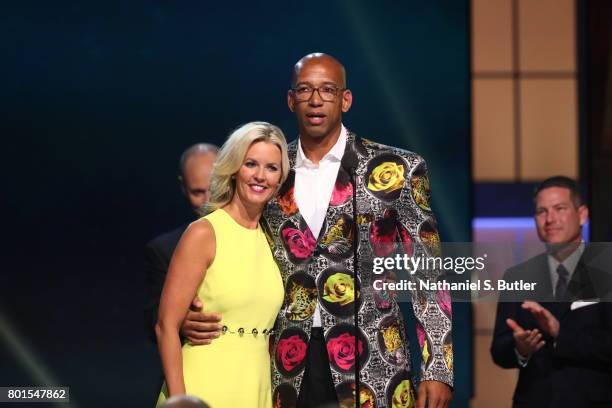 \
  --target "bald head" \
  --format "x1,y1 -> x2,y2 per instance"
178,143 -> 218,214
160,395 -> 210,408
291,53 -> 346,88
179,143 -> 219,176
